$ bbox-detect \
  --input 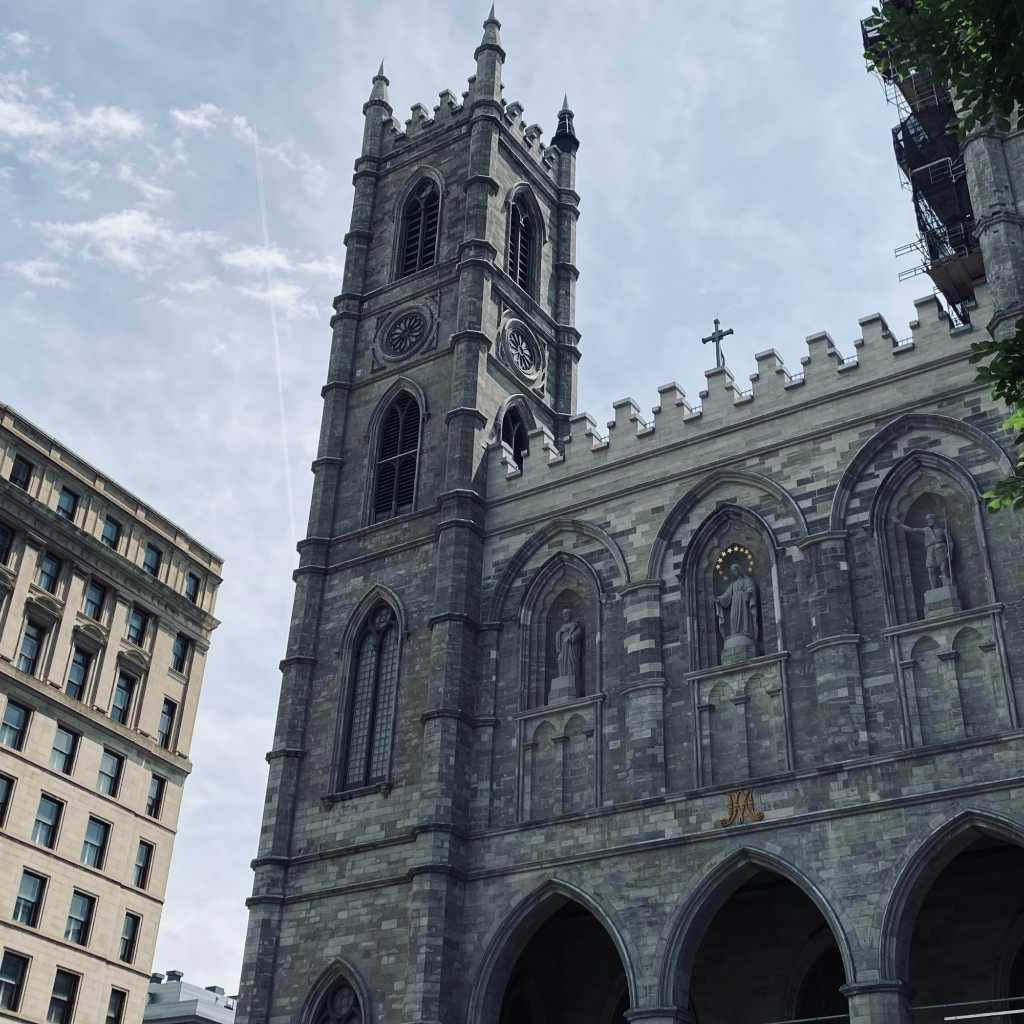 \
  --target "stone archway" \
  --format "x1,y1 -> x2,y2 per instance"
662,852 -> 852,1024
498,901 -> 629,1024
